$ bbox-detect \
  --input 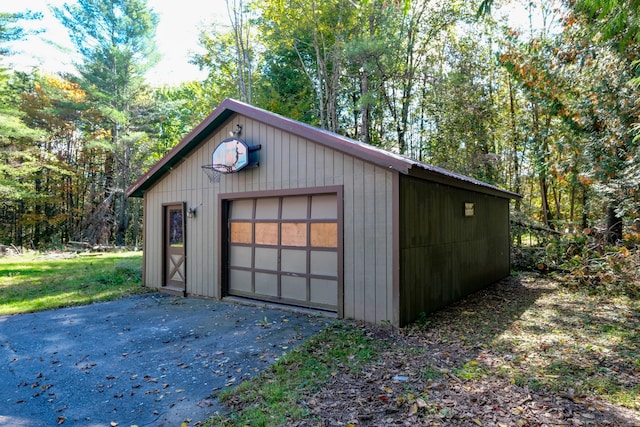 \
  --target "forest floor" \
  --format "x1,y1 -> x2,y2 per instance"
293,273 -> 640,426
215,273 -> 640,426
